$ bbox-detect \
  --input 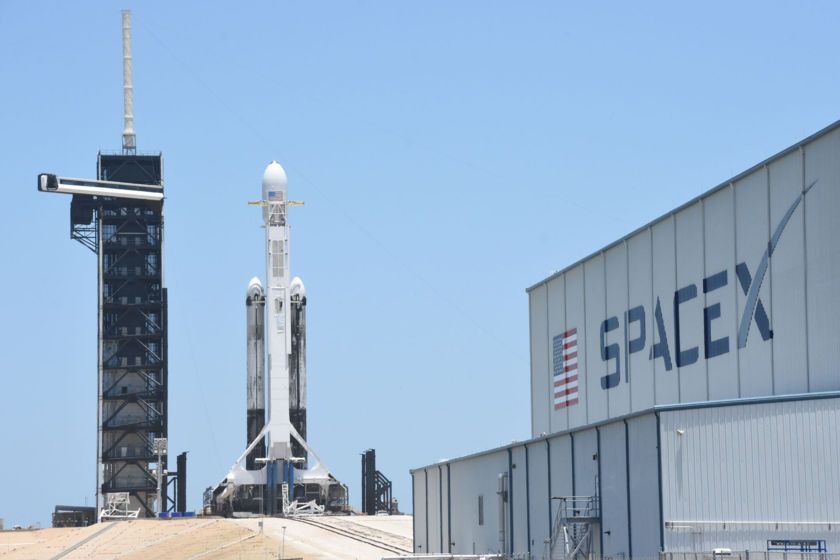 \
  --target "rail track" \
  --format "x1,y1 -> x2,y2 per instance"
292,516 -> 412,555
